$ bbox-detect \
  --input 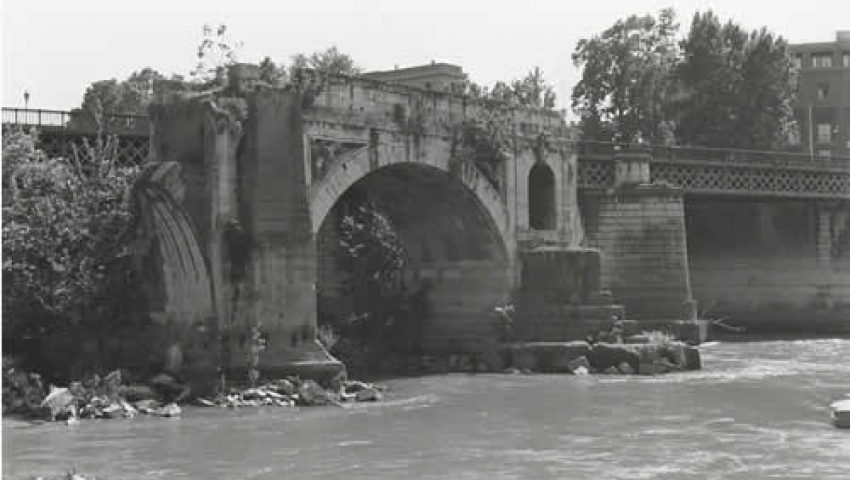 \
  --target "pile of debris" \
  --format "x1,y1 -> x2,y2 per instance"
36,370 -> 182,423
3,360 -> 384,423
195,378 -> 384,408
